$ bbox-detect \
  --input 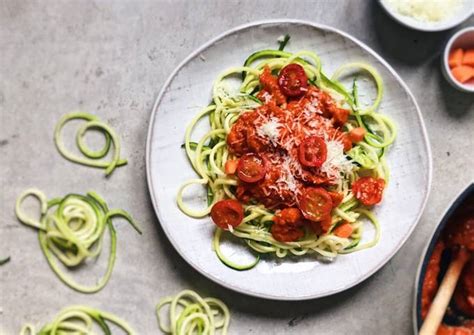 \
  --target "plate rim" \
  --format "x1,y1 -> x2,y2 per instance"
145,19 -> 433,300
